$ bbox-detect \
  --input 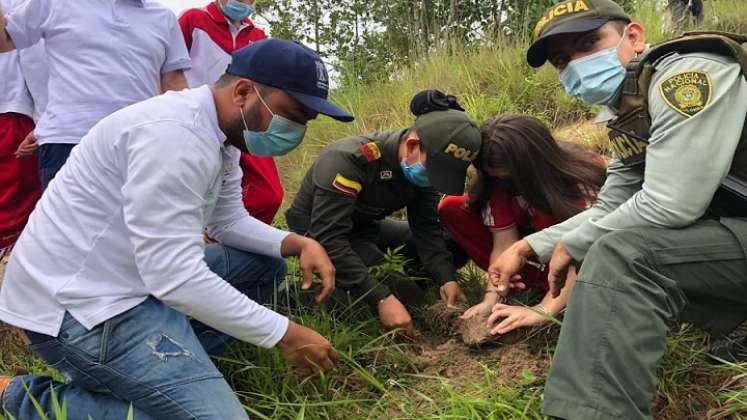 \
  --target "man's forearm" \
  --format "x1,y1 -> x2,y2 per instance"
160,70 -> 187,93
